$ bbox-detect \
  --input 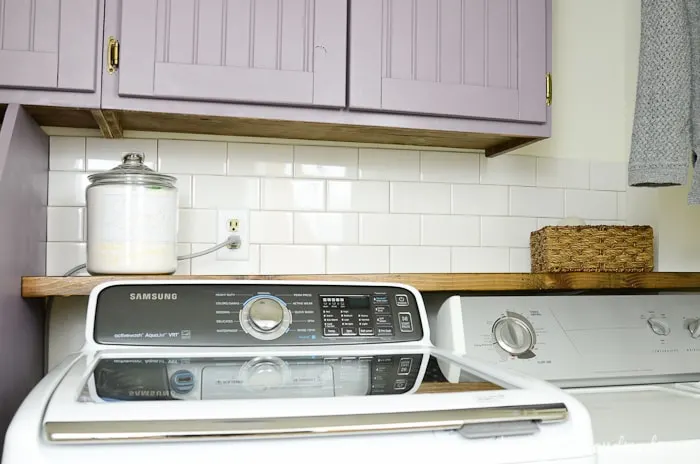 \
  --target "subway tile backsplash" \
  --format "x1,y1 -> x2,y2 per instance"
46,136 -> 630,276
